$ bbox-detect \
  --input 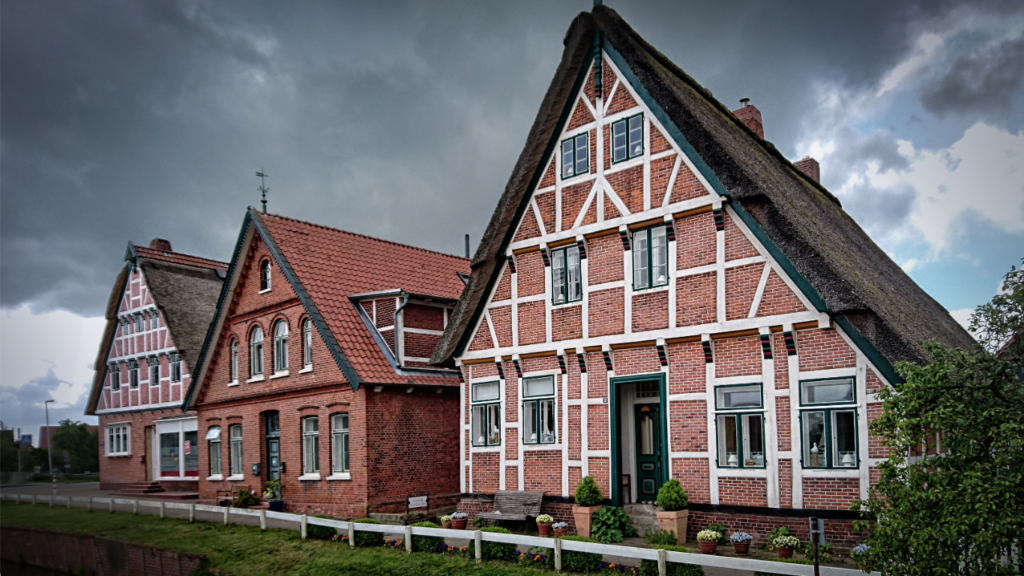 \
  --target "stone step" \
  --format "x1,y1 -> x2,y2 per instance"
623,503 -> 661,535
